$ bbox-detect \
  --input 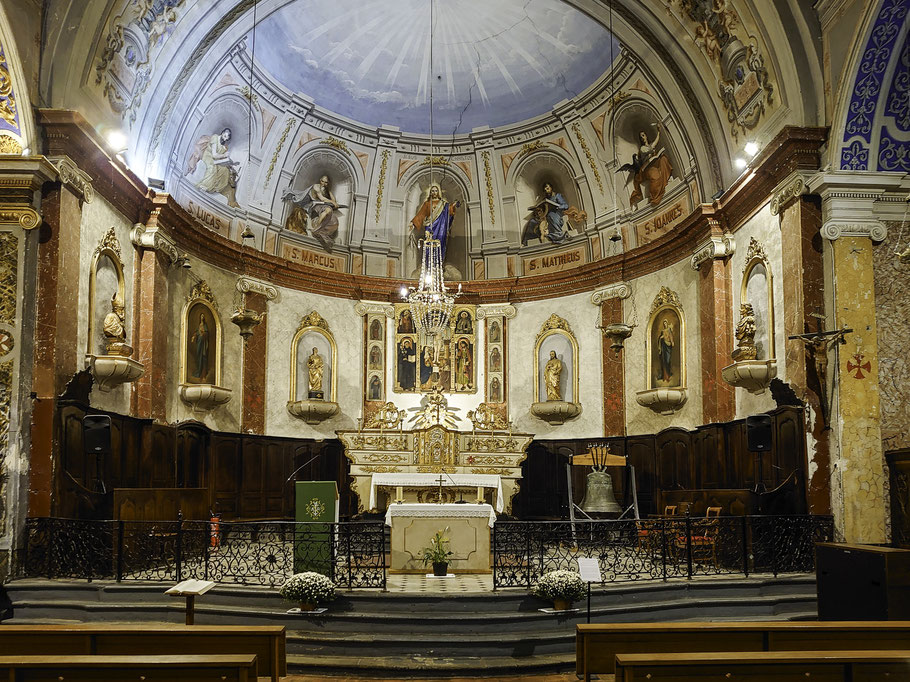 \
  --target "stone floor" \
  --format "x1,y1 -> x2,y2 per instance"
284,674 -> 582,681
384,573 -> 494,593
